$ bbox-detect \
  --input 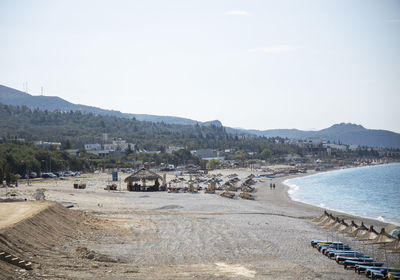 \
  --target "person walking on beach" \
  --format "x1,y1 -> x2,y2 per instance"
273,183 -> 276,189
270,183 -> 272,190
